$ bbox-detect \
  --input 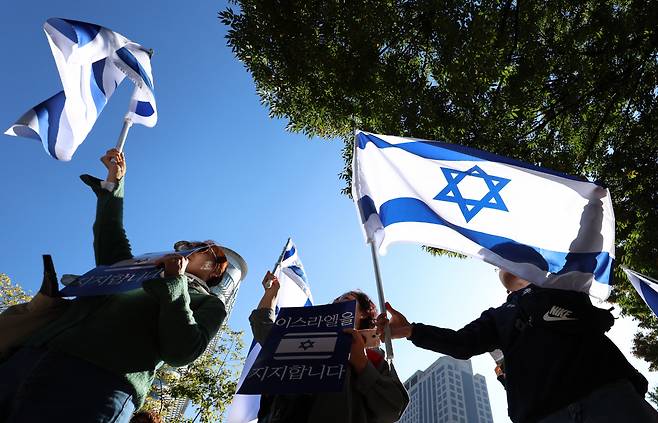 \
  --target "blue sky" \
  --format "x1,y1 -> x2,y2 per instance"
0,2 -> 655,422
